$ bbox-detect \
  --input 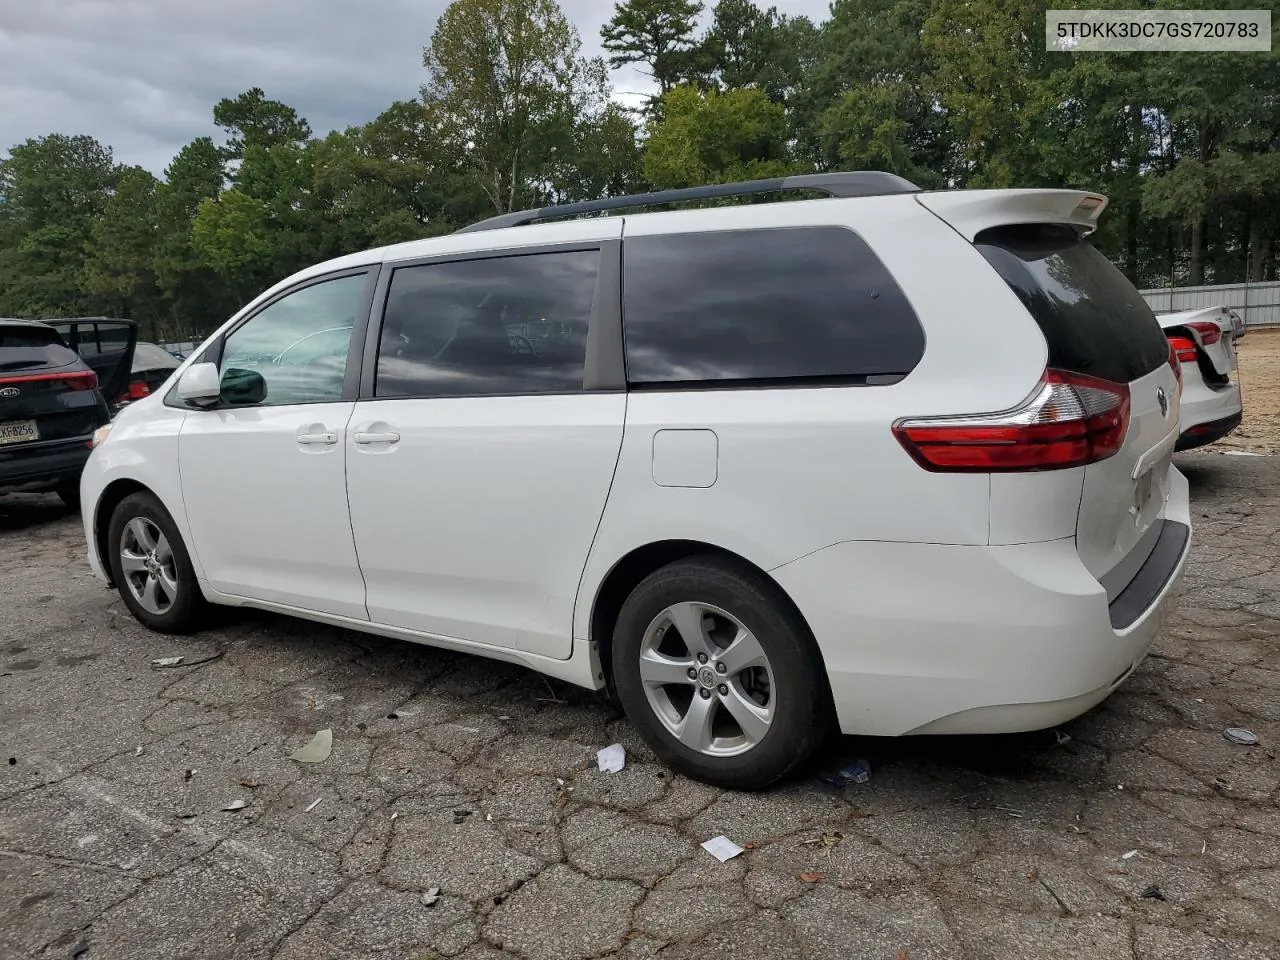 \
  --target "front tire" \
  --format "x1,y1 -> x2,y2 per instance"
612,556 -> 833,790
107,492 -> 206,633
